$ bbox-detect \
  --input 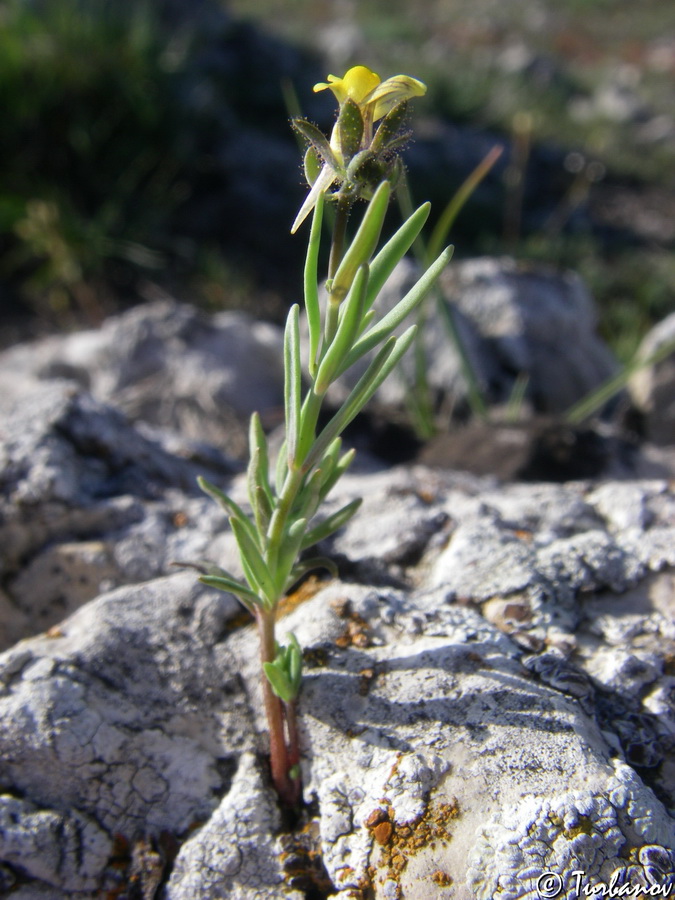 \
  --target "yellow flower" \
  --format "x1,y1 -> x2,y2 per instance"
313,65 -> 381,107
314,65 -> 426,123
291,66 -> 426,233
